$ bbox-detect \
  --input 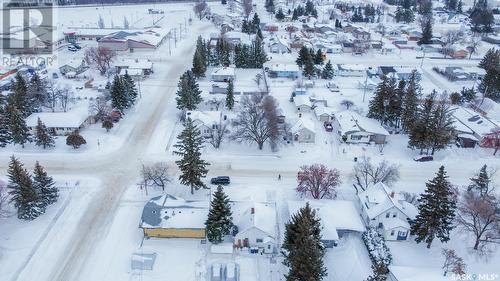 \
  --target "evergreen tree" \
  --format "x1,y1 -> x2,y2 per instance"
276,8 -> 285,20
314,49 -> 324,65
33,161 -> 58,206
27,72 -> 46,109
122,72 -> 138,107
192,37 -> 208,77
241,19 -> 249,33
467,165 -> 492,196
367,76 -> 397,125
418,19 -> 433,45
7,105 -> 30,148
478,68 -> 500,102
10,72 -> 32,117
234,44 -> 248,68
470,0 -> 494,33
221,0 -> 226,4
302,51 -> 315,79
429,101 -> 455,155
110,75 -> 127,113
226,80 -> 235,110
321,60 -> 334,79
401,71 -> 421,132
176,70 -> 203,111
173,118 -> 210,194
250,38 -> 268,68
256,28 -> 264,41
252,13 -> 261,33
408,92 -> 436,154
7,156 -> 44,220
411,166 -> 456,248
205,185 -> 233,243
282,203 -> 327,281
34,118 -> 55,149
460,87 -> 476,103
66,130 -> 86,149
265,0 -> 275,13
0,106 -> 11,147
478,48 -> 499,72
296,46 -> 310,68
